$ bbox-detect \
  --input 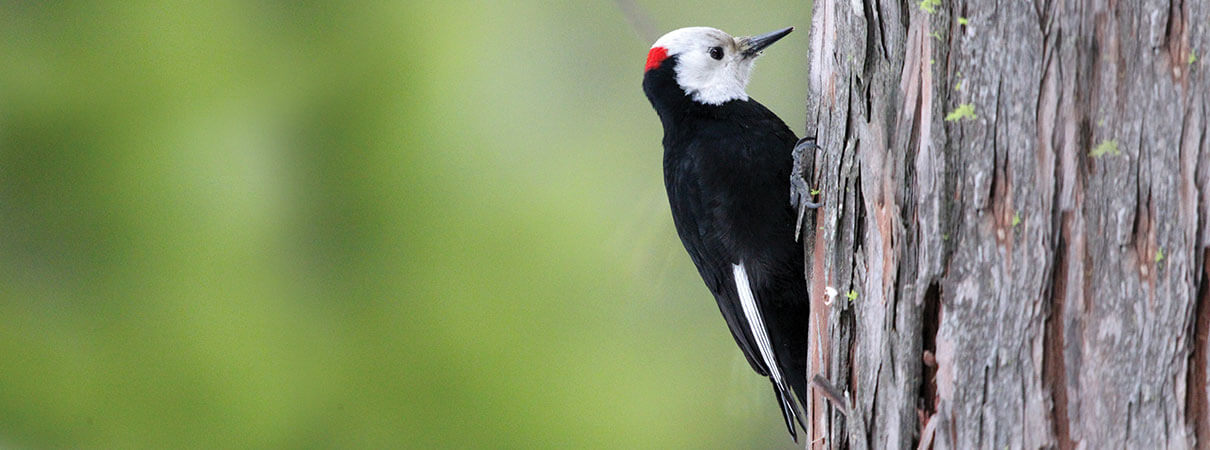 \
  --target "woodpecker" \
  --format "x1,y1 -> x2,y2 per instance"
642,26 -> 816,441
